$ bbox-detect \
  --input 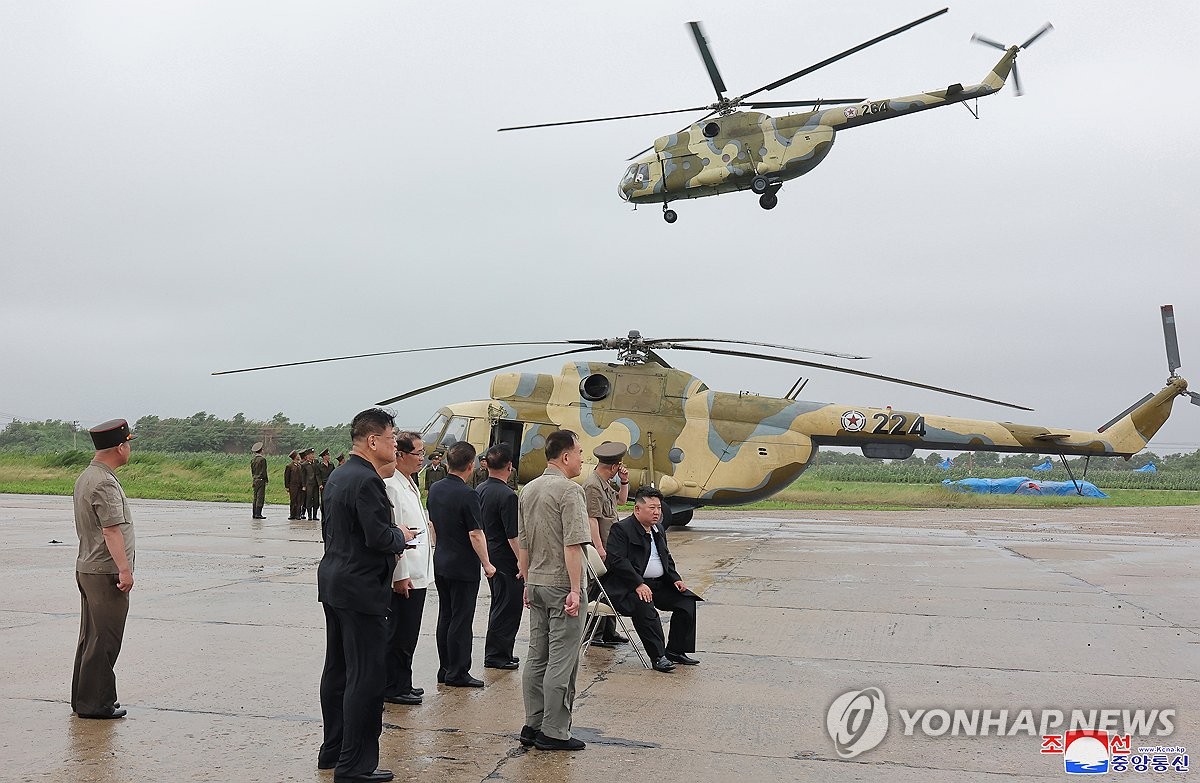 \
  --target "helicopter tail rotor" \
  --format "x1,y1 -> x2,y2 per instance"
970,22 -> 1053,97
1161,304 -> 1200,406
